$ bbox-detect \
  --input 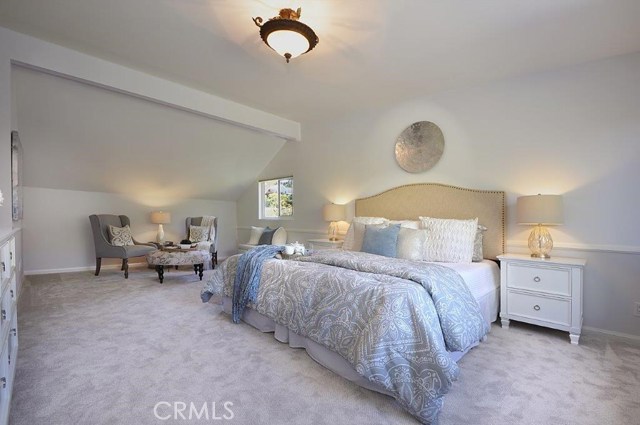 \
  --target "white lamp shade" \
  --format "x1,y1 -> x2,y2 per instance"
323,204 -> 346,222
150,211 -> 171,224
267,30 -> 310,59
517,195 -> 564,225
